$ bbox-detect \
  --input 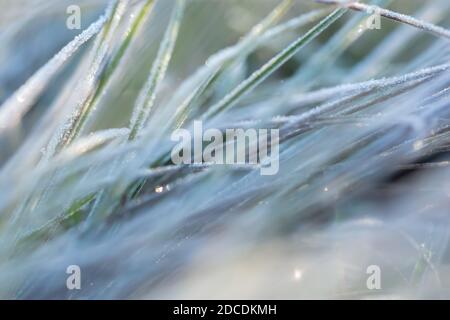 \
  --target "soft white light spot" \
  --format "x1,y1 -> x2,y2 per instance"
413,140 -> 424,151
324,187 -> 329,192
155,186 -> 163,193
294,269 -> 302,281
